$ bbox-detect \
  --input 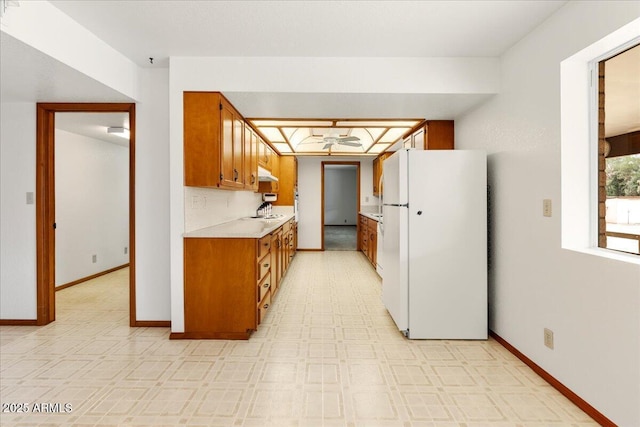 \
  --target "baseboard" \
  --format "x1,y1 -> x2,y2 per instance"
132,320 -> 171,327
490,331 -> 615,427
56,263 -> 129,291
296,248 -> 323,252
0,319 -> 38,326
170,331 -> 250,340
